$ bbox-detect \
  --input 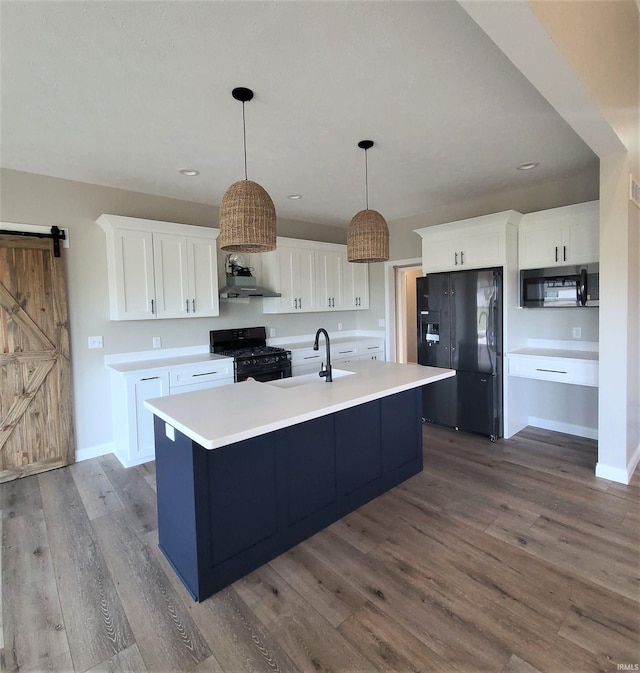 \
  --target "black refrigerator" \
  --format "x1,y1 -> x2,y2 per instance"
417,267 -> 503,441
